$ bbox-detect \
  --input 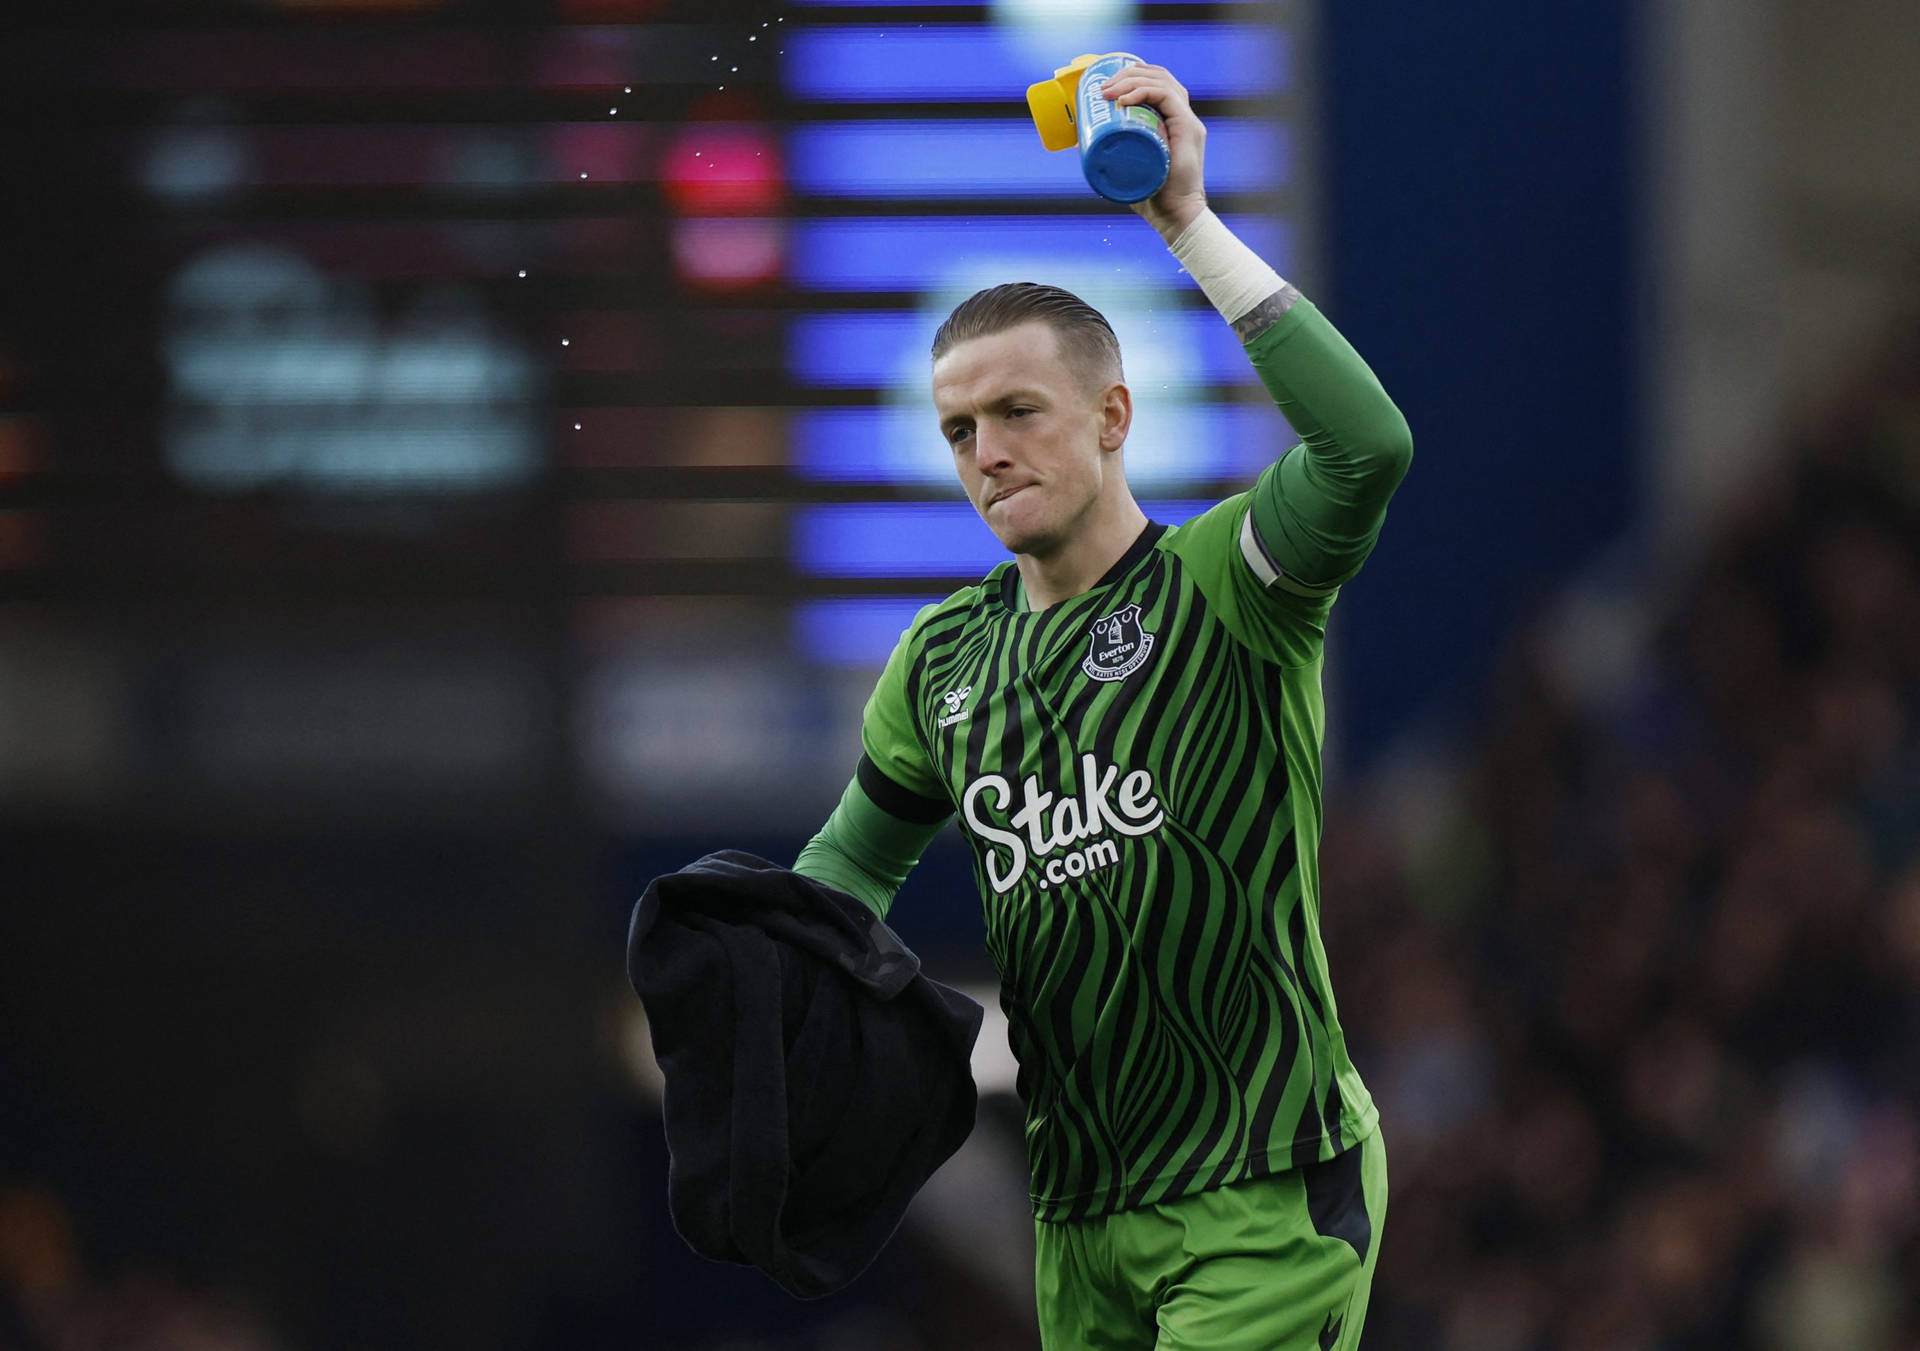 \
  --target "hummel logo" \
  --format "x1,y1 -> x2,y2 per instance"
936,686 -> 973,729
1318,1311 -> 1344,1349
